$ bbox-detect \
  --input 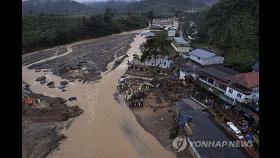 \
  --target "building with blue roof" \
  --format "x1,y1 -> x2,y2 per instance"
190,49 -> 224,66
